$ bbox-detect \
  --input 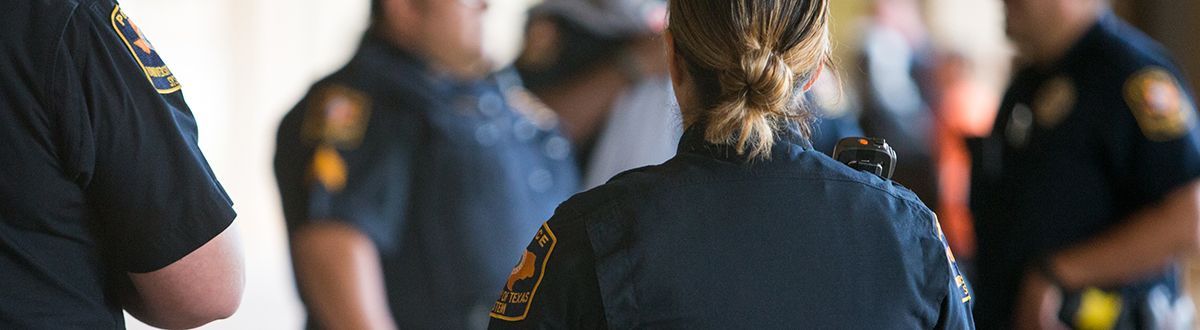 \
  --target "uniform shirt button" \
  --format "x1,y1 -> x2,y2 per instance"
1006,104 -> 1034,148
528,168 -> 553,193
478,91 -> 503,117
513,120 -> 538,142
543,136 -> 571,161
475,123 -> 501,146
